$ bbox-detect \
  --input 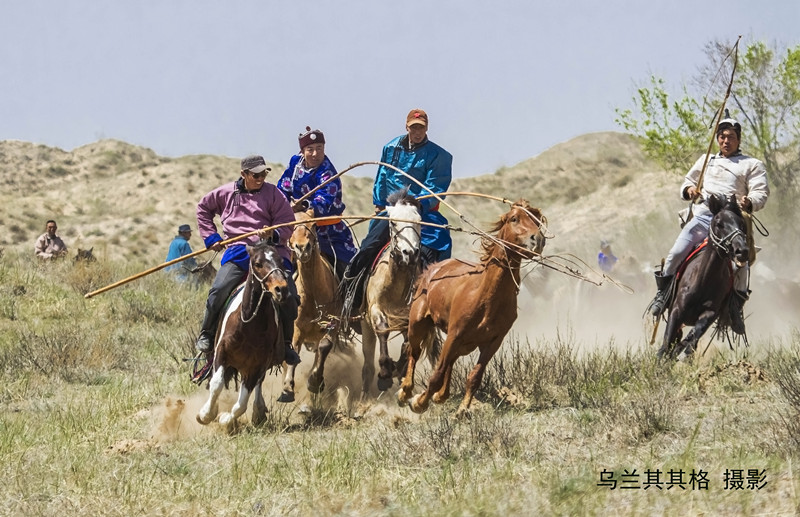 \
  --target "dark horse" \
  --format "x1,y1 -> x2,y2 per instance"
196,241 -> 288,429
658,194 -> 749,359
